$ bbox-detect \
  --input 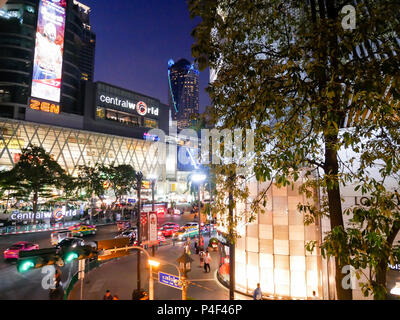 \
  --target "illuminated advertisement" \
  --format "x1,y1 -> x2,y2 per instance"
29,98 -> 60,114
31,0 -> 67,103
